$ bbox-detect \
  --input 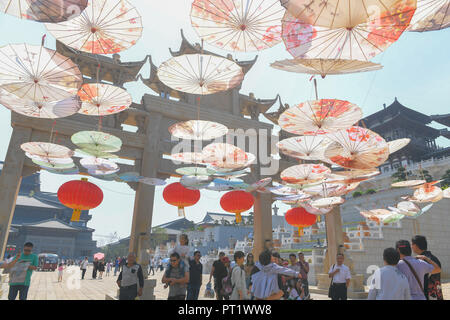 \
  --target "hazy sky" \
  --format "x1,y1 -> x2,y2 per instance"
0,0 -> 449,242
